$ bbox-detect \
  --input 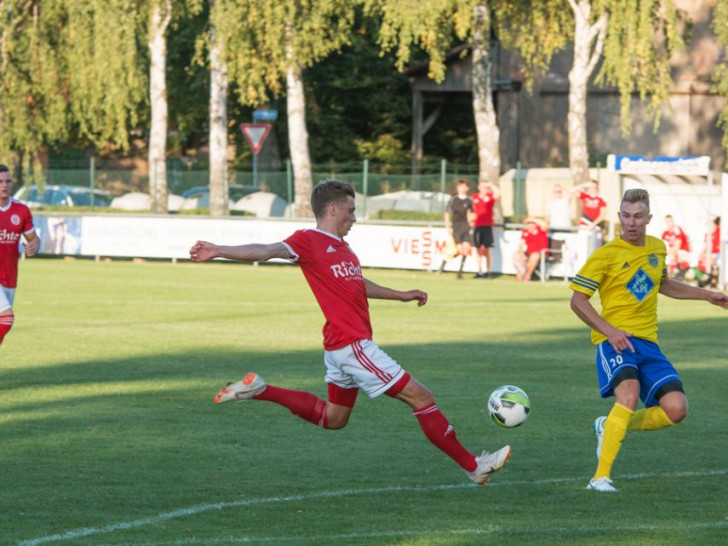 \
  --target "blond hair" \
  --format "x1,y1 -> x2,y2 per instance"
622,188 -> 650,213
